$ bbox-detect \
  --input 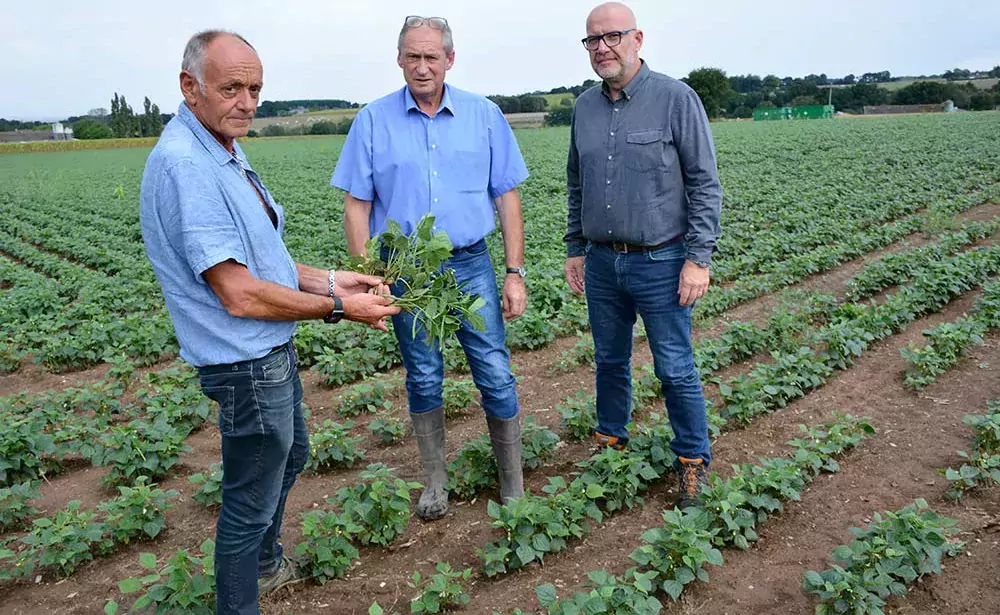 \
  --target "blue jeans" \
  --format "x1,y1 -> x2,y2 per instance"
385,239 -> 518,419
585,241 -> 711,464
197,341 -> 310,615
